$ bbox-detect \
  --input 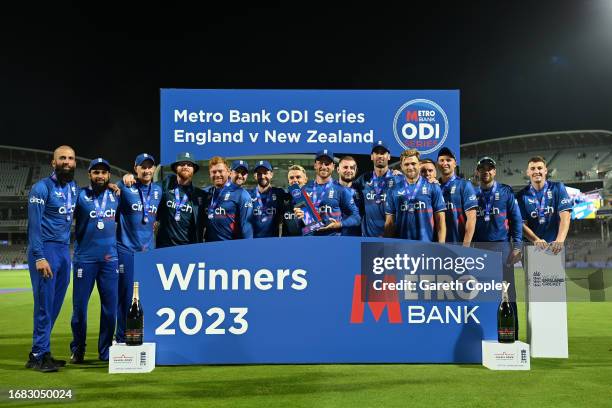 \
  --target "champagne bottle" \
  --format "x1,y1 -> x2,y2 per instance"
497,281 -> 515,343
126,282 -> 144,346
